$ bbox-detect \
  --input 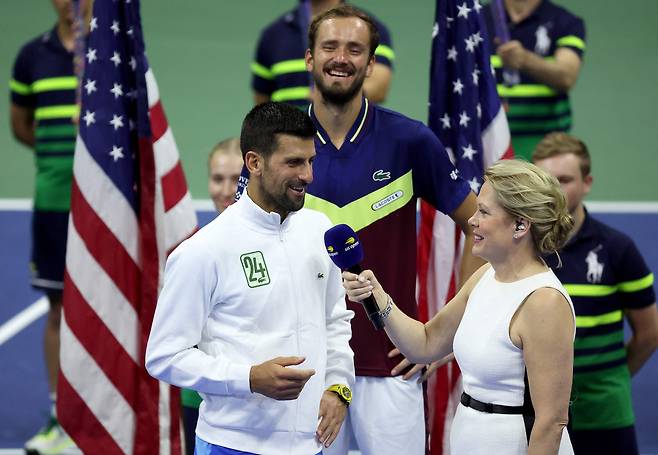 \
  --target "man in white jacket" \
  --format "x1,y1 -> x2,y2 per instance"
146,102 -> 355,455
